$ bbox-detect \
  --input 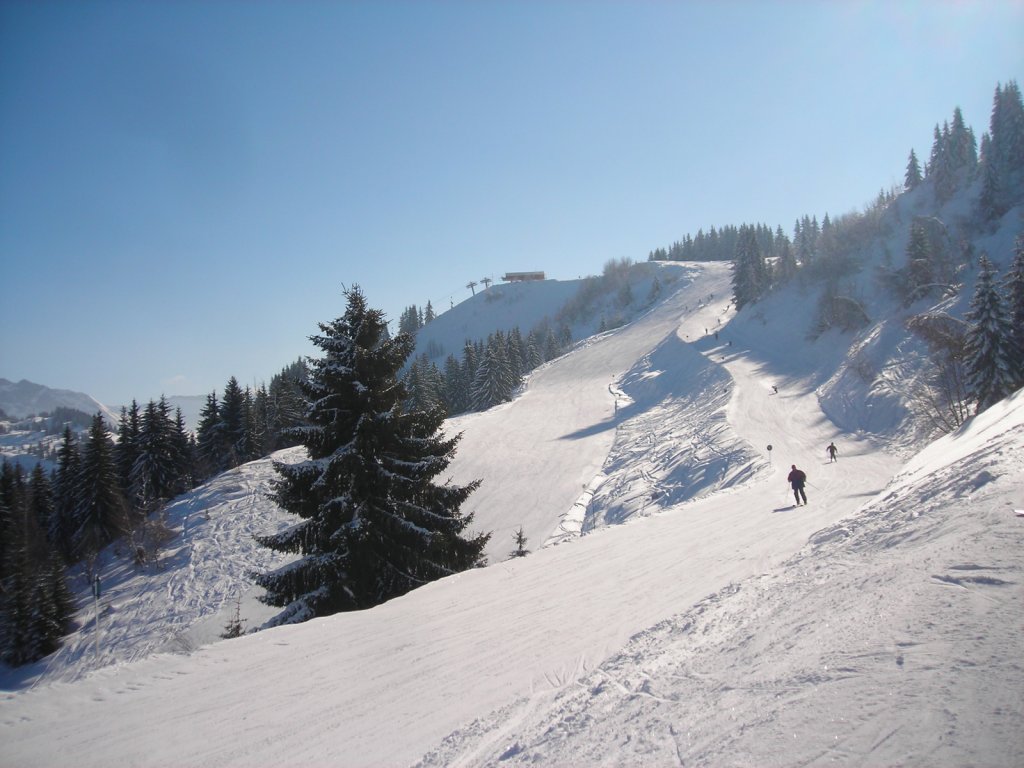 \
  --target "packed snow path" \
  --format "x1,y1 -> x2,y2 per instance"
1,262 -> 904,767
